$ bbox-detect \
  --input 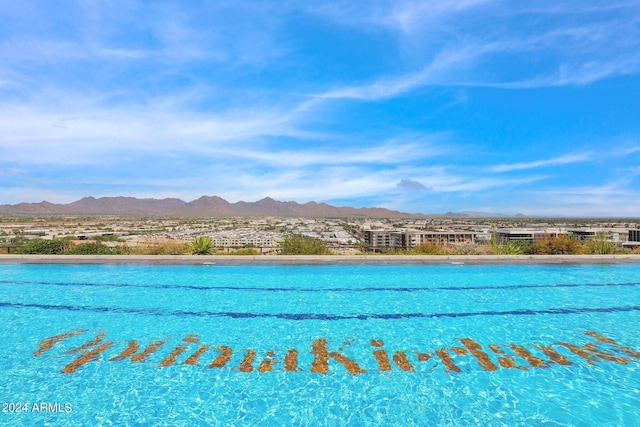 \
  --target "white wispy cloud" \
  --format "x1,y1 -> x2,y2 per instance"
432,175 -> 548,193
0,89 -> 460,205
311,1 -> 640,100
490,152 -> 594,173
522,182 -> 640,217
316,46 -> 483,100
489,57 -> 640,89
0,98 -> 307,164
219,134 -> 451,167
0,80 -> 458,166
0,168 -> 24,177
317,37 -> 640,100
619,145 -> 640,156
0,78 -> 19,89
213,164 -> 534,206
310,0 -> 494,35
0,1 -> 289,69
385,0 -> 495,35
